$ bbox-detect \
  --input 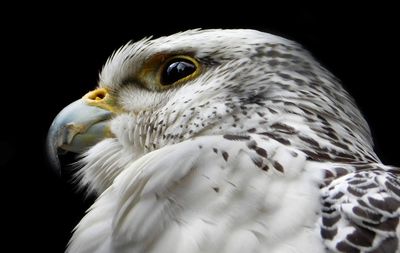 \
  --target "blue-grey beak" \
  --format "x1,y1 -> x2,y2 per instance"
46,88 -> 119,175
